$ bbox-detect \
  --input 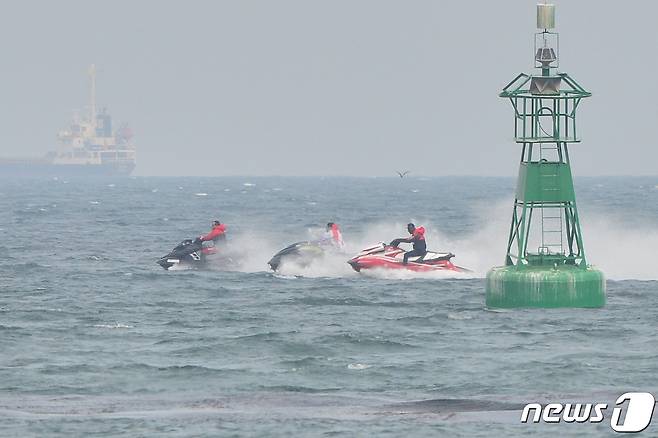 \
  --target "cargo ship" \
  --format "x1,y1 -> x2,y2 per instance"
0,65 -> 136,177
